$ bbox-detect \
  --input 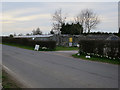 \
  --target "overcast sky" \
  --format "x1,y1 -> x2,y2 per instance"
1,2 -> 119,35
